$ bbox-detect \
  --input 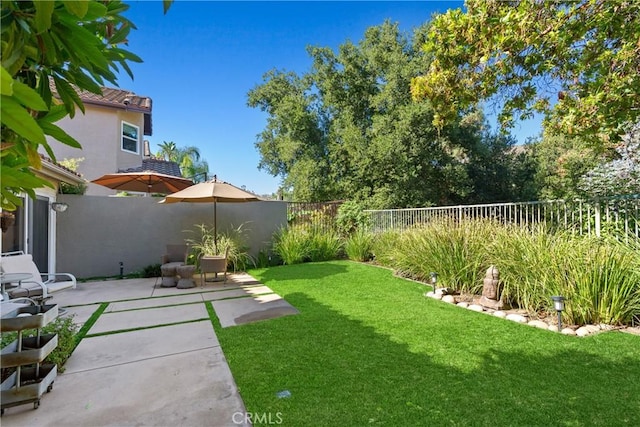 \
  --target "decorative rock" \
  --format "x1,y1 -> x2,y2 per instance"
506,314 -> 528,323
576,327 -> 591,337
457,302 -> 469,308
425,291 -> 435,298
548,325 -> 559,332
426,292 -> 442,300
585,325 -> 600,334
442,295 -> 456,304
493,311 -> 506,318
468,304 -> 484,312
528,320 -> 548,329
561,328 -> 577,336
